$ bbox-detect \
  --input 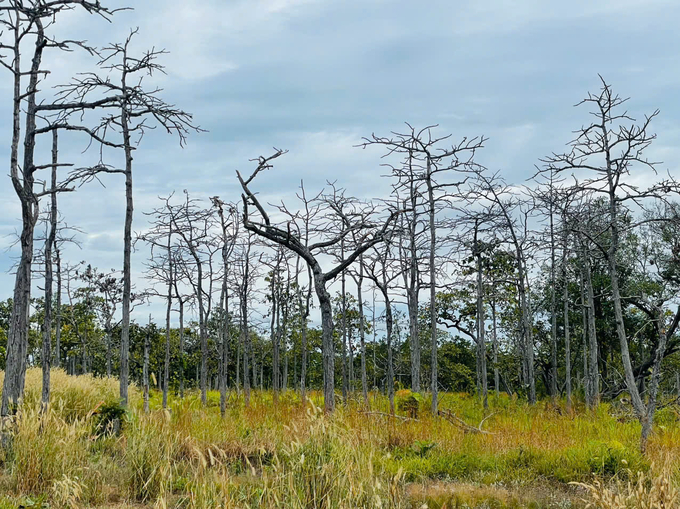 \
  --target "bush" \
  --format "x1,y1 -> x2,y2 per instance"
396,389 -> 423,418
